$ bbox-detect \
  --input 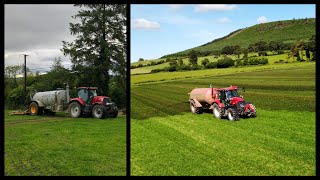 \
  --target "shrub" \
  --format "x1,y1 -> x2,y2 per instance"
217,57 -> 234,68
205,62 -> 217,69
201,58 -> 210,66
